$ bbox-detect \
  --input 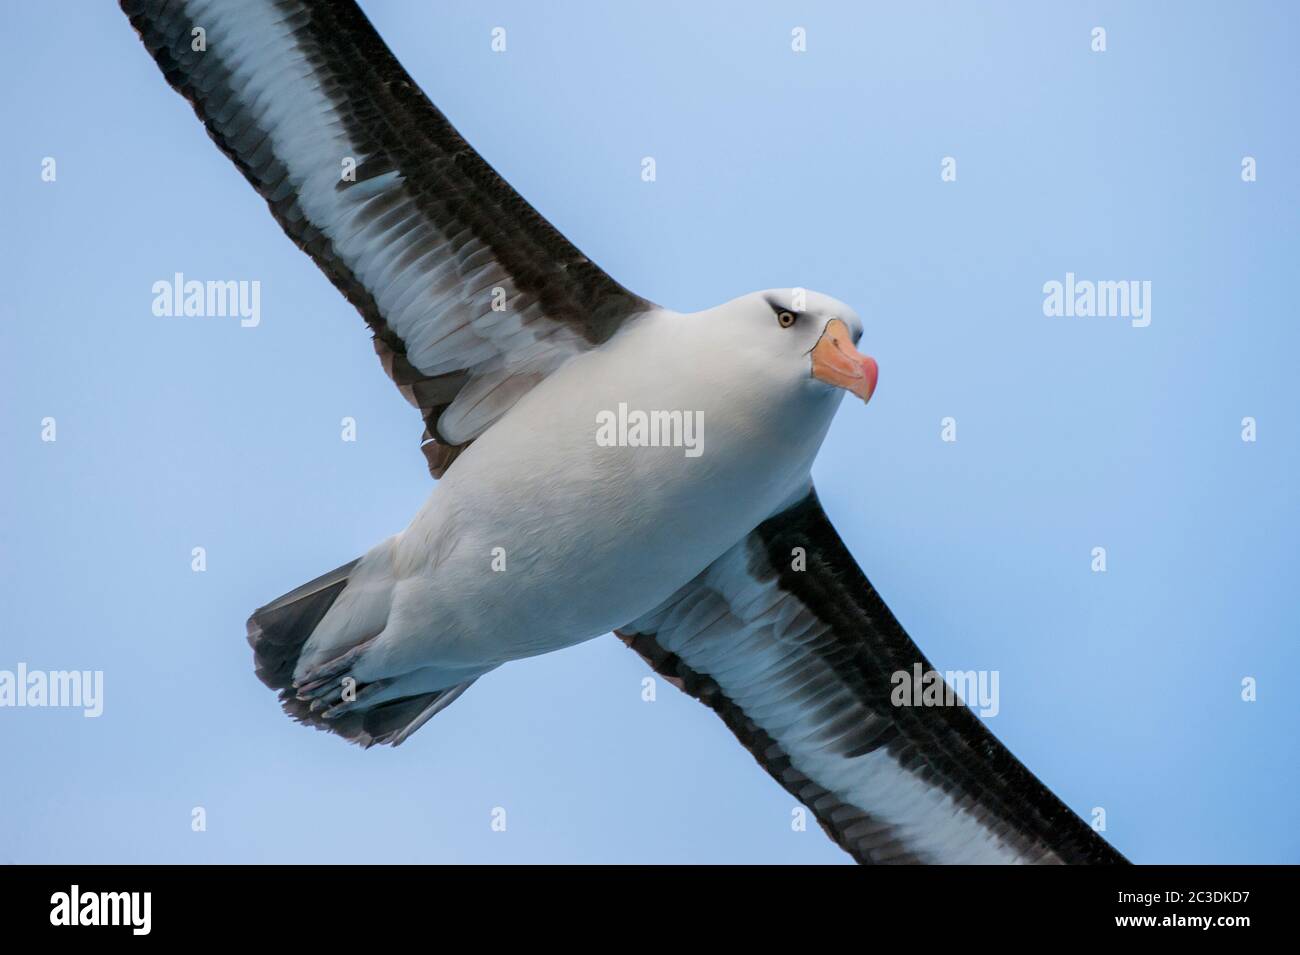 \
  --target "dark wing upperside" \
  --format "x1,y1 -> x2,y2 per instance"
618,489 -> 1128,865
121,0 -> 651,476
